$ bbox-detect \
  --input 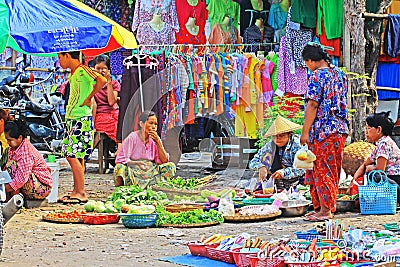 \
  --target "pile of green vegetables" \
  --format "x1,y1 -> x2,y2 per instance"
157,177 -> 202,190
107,185 -> 168,204
155,206 -> 224,226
